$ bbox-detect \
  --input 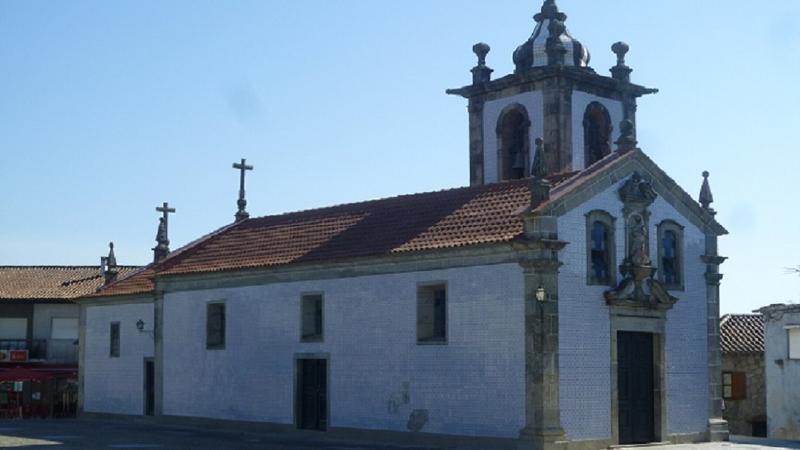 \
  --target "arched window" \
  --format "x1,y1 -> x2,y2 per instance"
583,102 -> 612,167
658,221 -> 684,290
497,105 -> 530,181
586,210 -> 616,286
